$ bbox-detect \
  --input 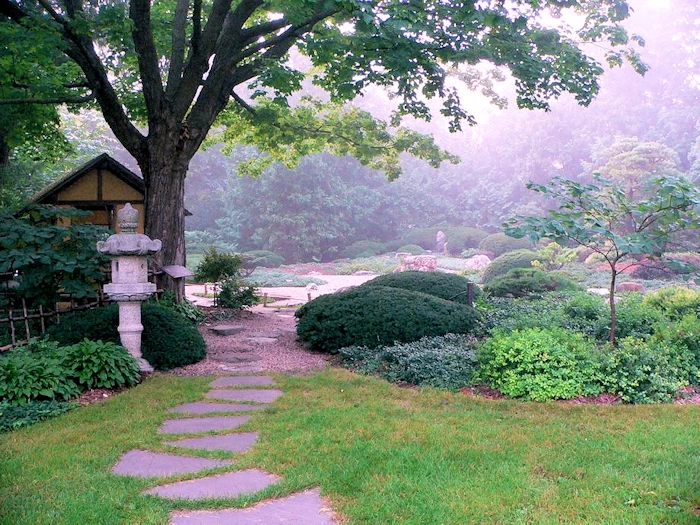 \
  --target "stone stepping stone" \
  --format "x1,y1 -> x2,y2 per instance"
113,450 -> 233,478
207,389 -> 283,403
210,353 -> 262,364
209,325 -> 245,336
158,416 -> 251,434
221,364 -> 264,373
210,376 -> 276,387
165,432 -> 258,453
170,488 -> 337,524
244,337 -> 279,345
169,403 -> 266,414
144,469 -> 280,500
